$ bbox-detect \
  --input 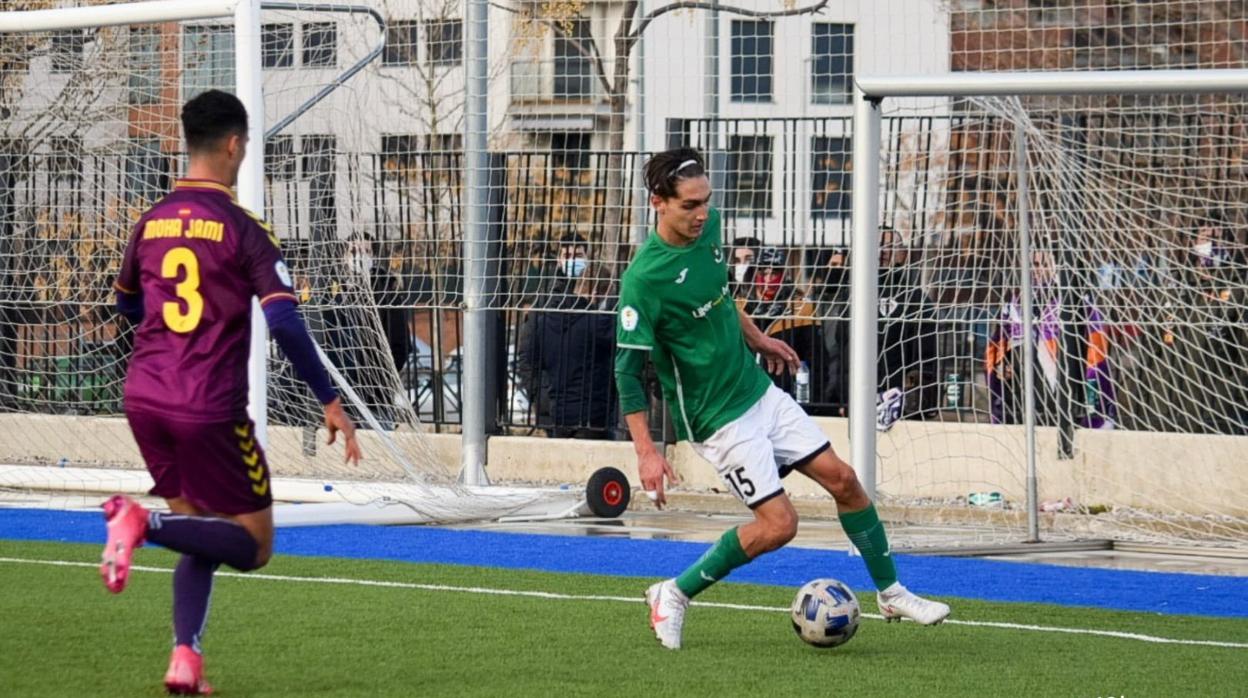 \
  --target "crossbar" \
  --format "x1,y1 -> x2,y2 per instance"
0,0 -> 238,32
857,69 -> 1248,98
